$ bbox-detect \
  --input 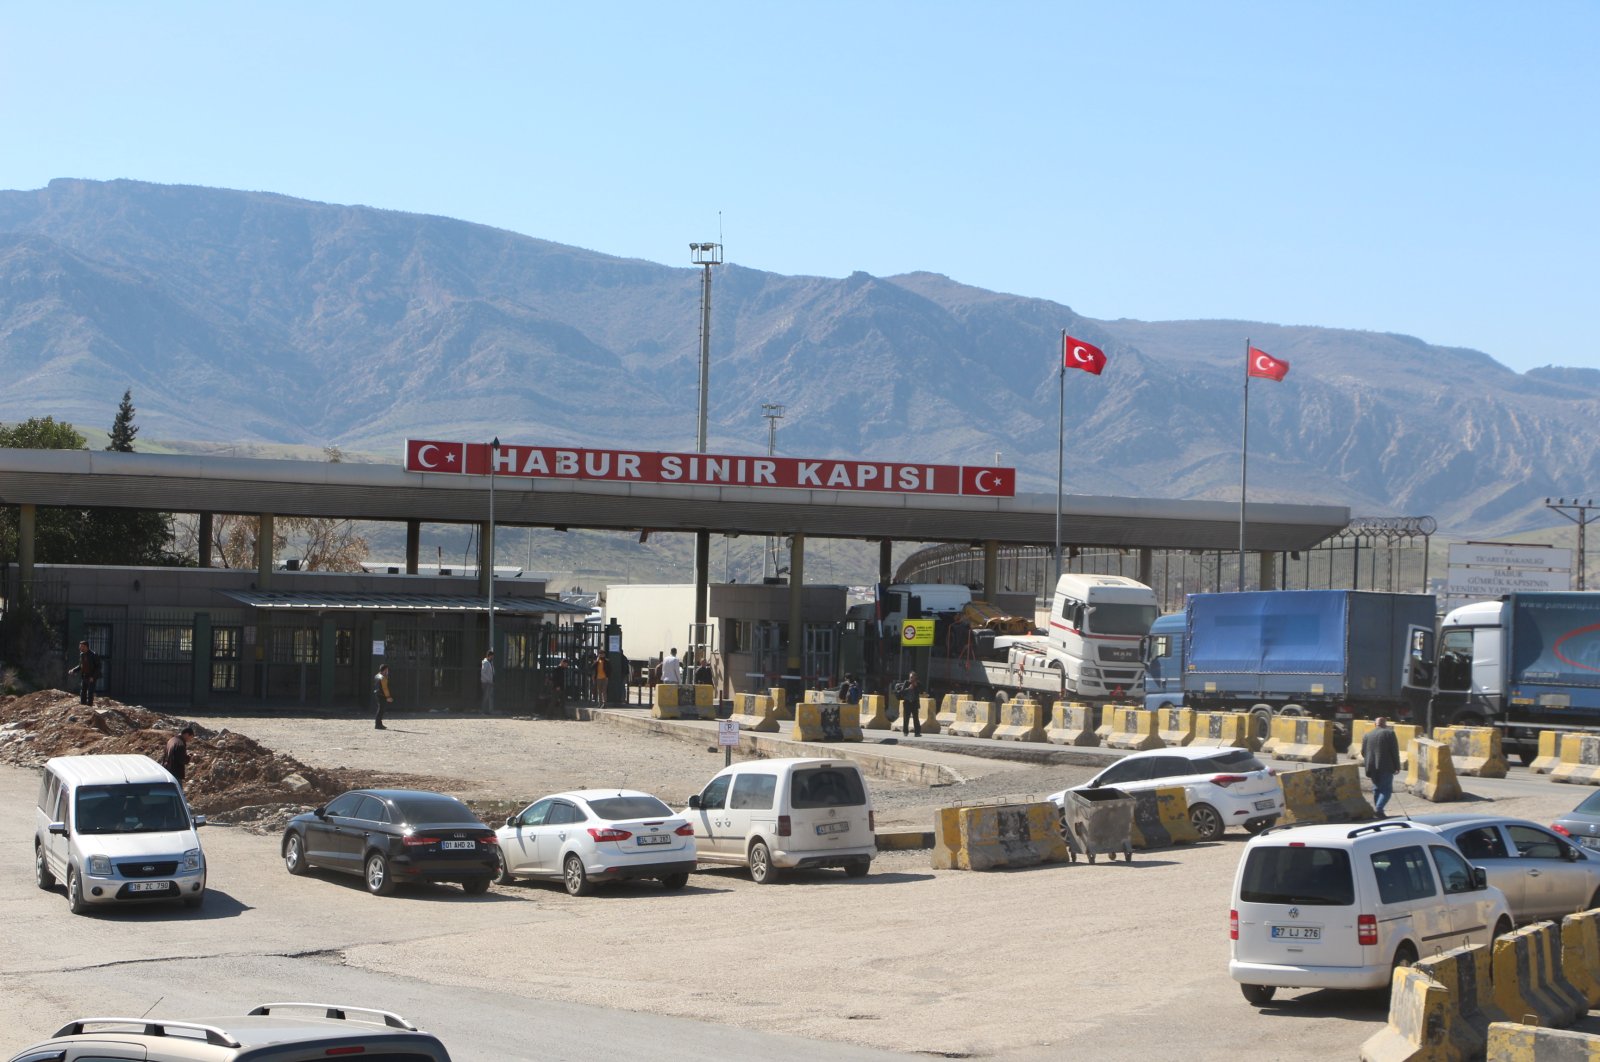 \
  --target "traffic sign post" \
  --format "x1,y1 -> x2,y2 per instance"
718,718 -> 739,767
